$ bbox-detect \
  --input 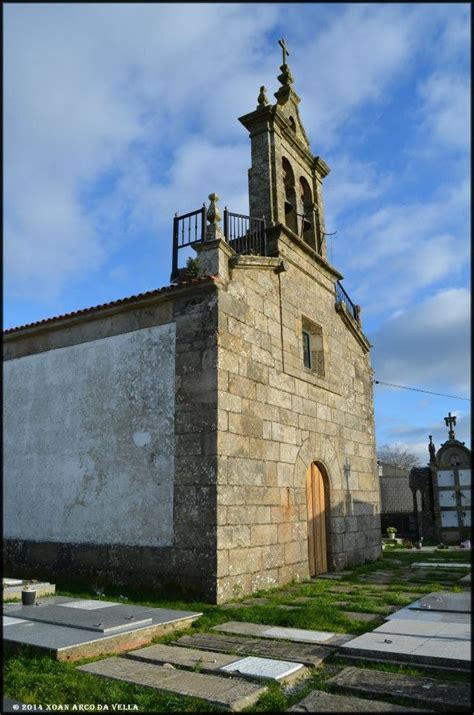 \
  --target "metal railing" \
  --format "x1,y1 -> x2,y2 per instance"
172,206 -> 207,279
171,203 -> 266,279
223,209 -> 266,257
335,280 -> 358,322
